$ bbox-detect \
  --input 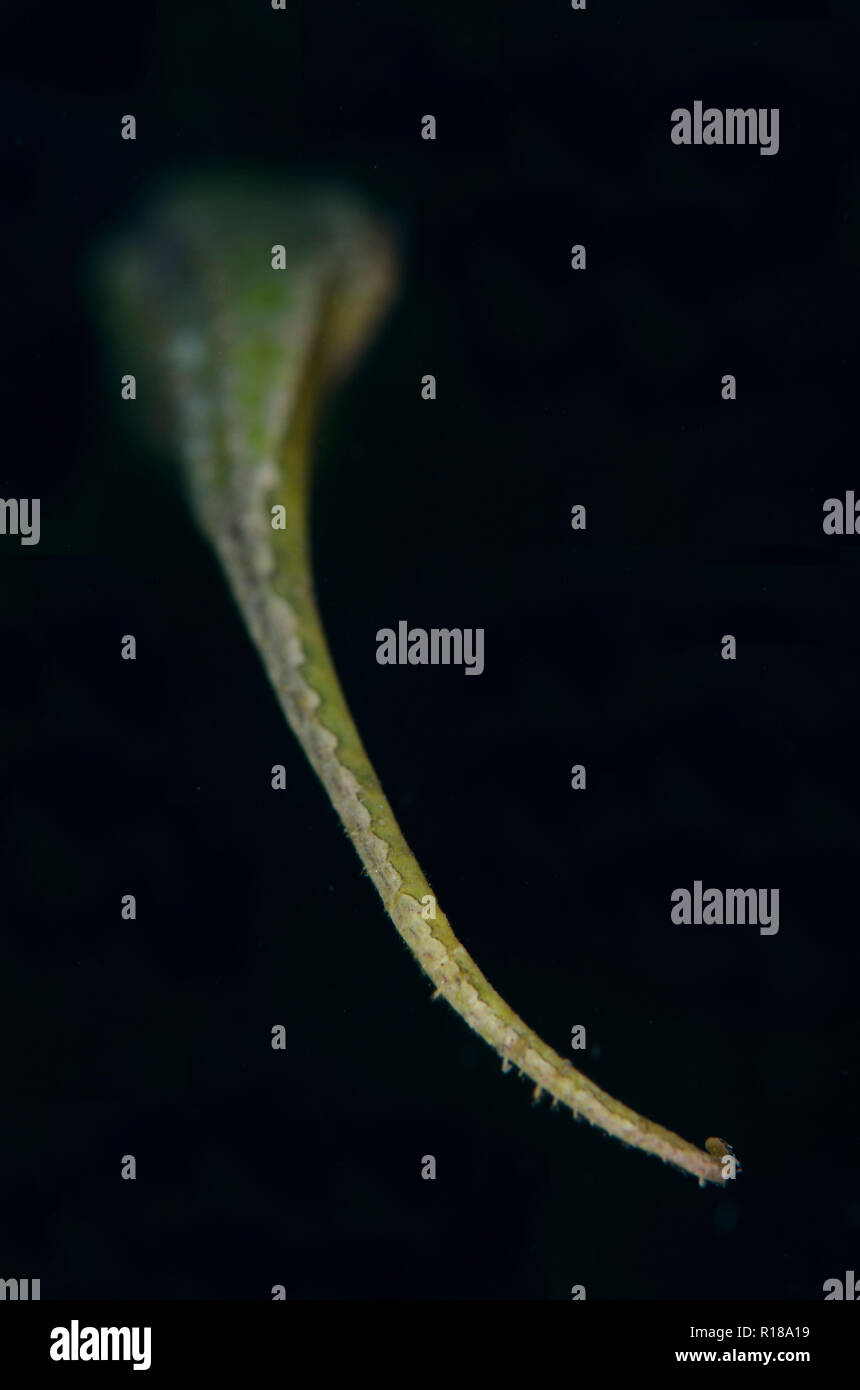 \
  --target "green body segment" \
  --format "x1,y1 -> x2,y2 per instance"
99,175 -> 728,1187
